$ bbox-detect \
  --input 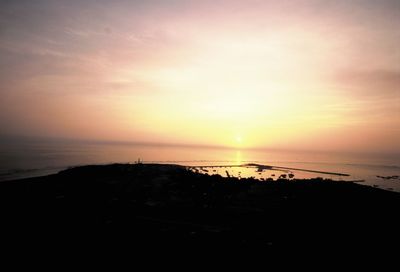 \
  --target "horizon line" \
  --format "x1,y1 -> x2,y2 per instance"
1,133 -> 400,156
